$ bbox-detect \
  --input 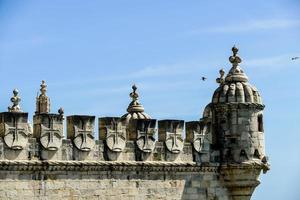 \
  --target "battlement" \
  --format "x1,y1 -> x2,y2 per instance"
0,111 -> 210,163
